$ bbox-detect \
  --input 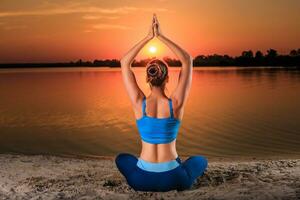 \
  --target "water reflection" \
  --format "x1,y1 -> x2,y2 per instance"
0,67 -> 299,158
